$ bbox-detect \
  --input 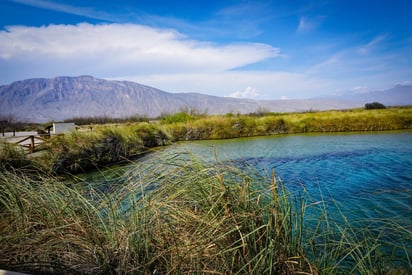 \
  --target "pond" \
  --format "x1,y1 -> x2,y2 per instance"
88,131 -> 411,227
174,131 -> 412,225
